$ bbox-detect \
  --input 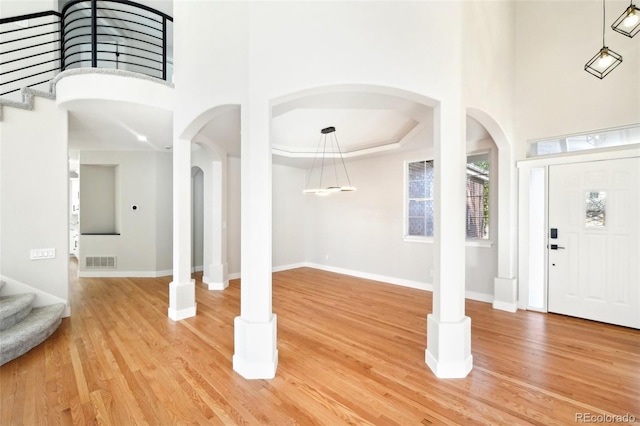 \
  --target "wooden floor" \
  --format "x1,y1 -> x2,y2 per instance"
1,262 -> 639,425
